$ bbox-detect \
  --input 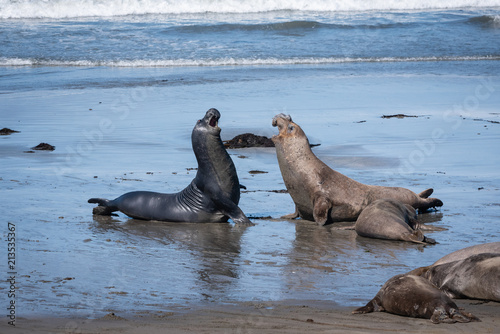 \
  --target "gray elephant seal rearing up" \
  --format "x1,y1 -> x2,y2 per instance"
271,114 -> 443,225
88,108 -> 253,226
